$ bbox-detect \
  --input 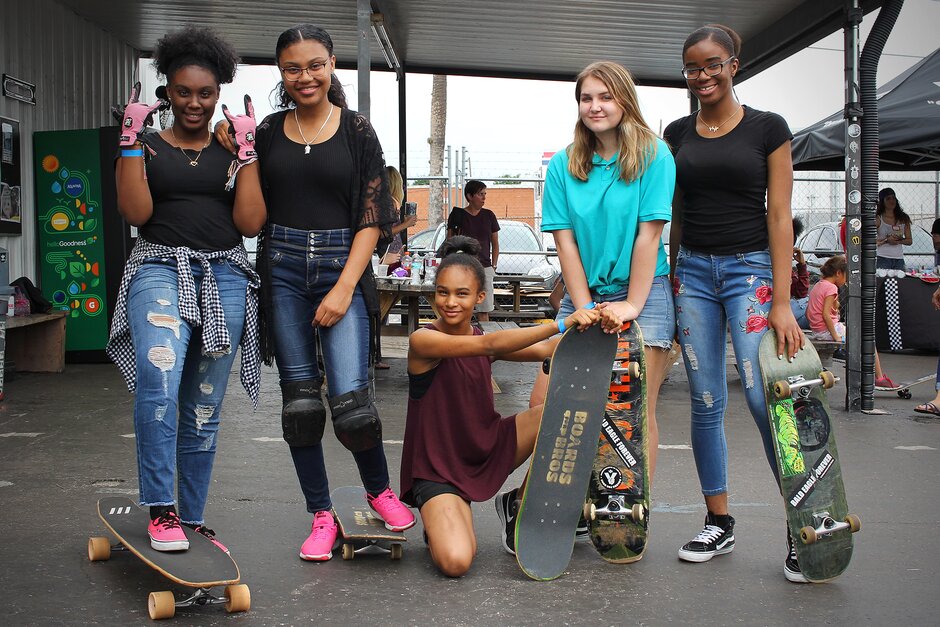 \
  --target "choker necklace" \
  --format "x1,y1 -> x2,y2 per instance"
698,104 -> 741,133
169,127 -> 211,166
295,104 -> 334,155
